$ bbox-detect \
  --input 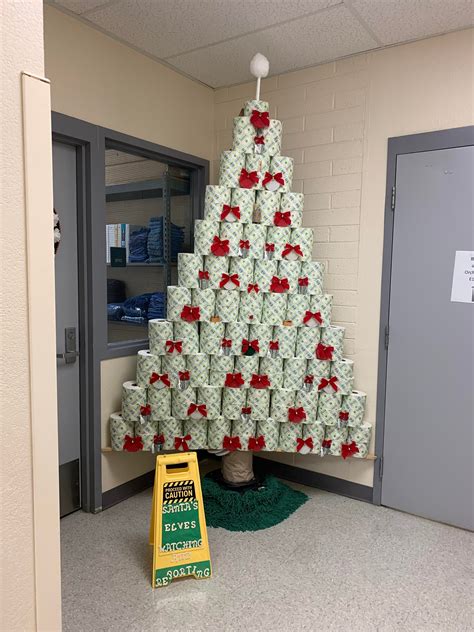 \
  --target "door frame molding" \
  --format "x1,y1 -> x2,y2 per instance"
373,125 -> 474,505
